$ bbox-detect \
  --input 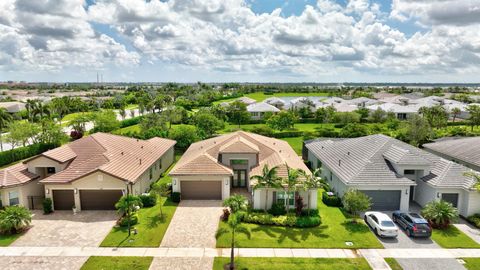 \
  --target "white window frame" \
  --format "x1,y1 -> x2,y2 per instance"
9,191 -> 19,206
